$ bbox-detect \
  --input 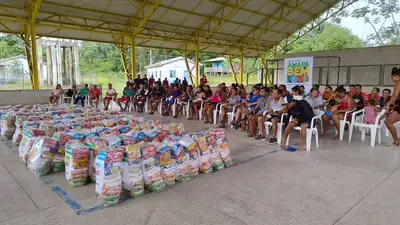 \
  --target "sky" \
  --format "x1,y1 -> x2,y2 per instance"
336,0 -> 400,41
